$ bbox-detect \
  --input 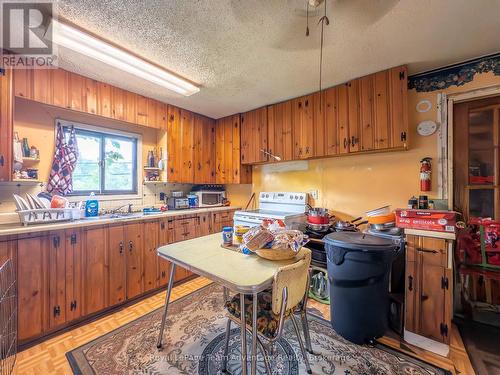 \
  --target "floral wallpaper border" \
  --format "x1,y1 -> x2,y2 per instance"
408,53 -> 500,92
